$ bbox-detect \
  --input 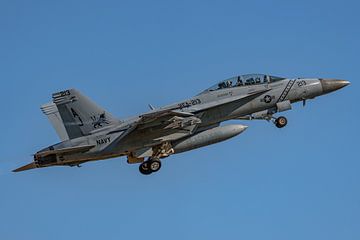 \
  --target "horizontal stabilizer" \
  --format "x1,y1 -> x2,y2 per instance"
36,145 -> 95,158
13,162 -> 37,172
